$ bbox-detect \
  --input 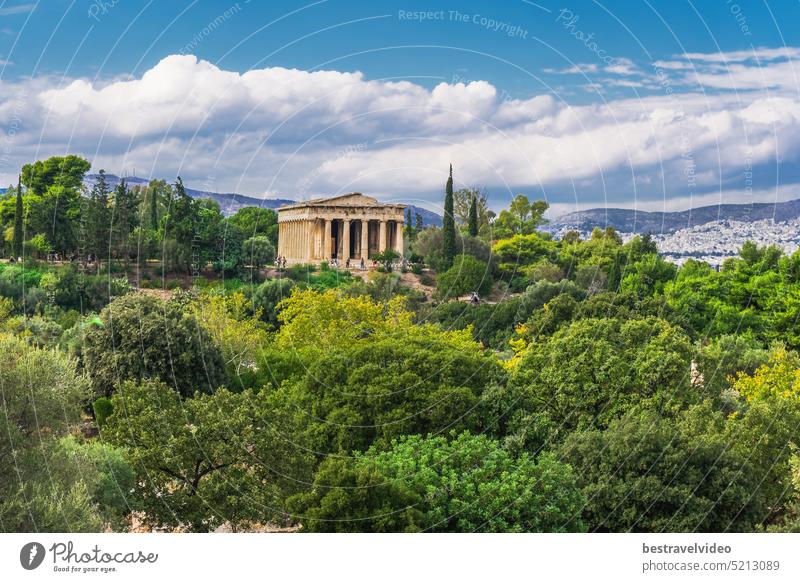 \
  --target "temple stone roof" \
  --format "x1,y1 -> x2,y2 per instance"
278,193 -> 405,210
